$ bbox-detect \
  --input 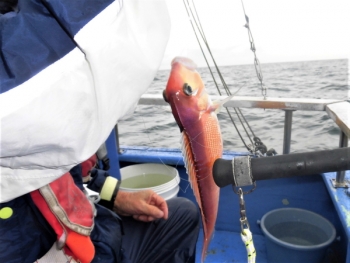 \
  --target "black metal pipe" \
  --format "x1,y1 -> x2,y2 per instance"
213,147 -> 350,188
336,131 -> 349,184
283,110 -> 294,154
